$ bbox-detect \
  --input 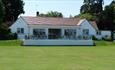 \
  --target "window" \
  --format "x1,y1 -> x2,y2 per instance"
64,29 -> 76,39
17,28 -> 24,34
33,29 -> 46,39
83,29 -> 89,35
97,31 -> 101,35
48,29 -> 61,39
